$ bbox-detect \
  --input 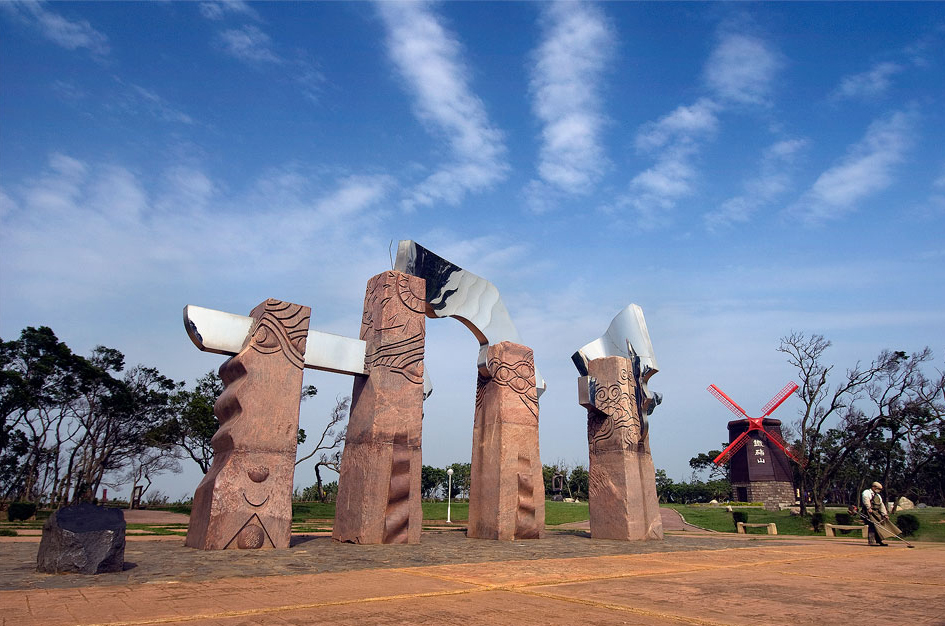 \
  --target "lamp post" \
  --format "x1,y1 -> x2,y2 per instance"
446,468 -> 454,524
